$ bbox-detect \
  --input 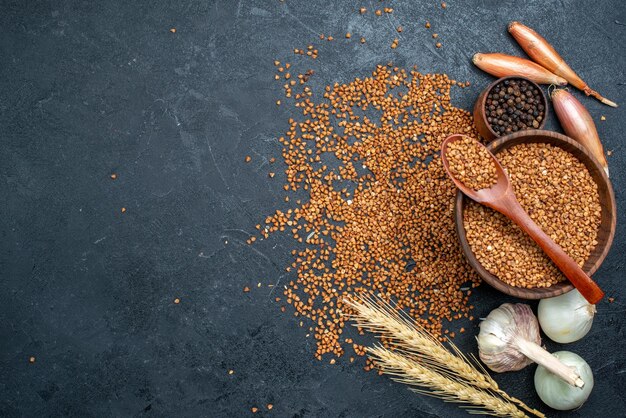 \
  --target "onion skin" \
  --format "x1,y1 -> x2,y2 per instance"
472,53 -> 567,86
508,21 -> 618,107
538,289 -> 595,344
551,89 -> 609,176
